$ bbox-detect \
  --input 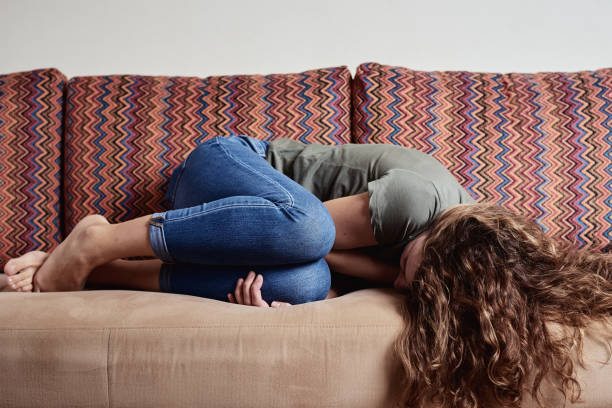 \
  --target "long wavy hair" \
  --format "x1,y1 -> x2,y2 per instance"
393,203 -> 612,408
